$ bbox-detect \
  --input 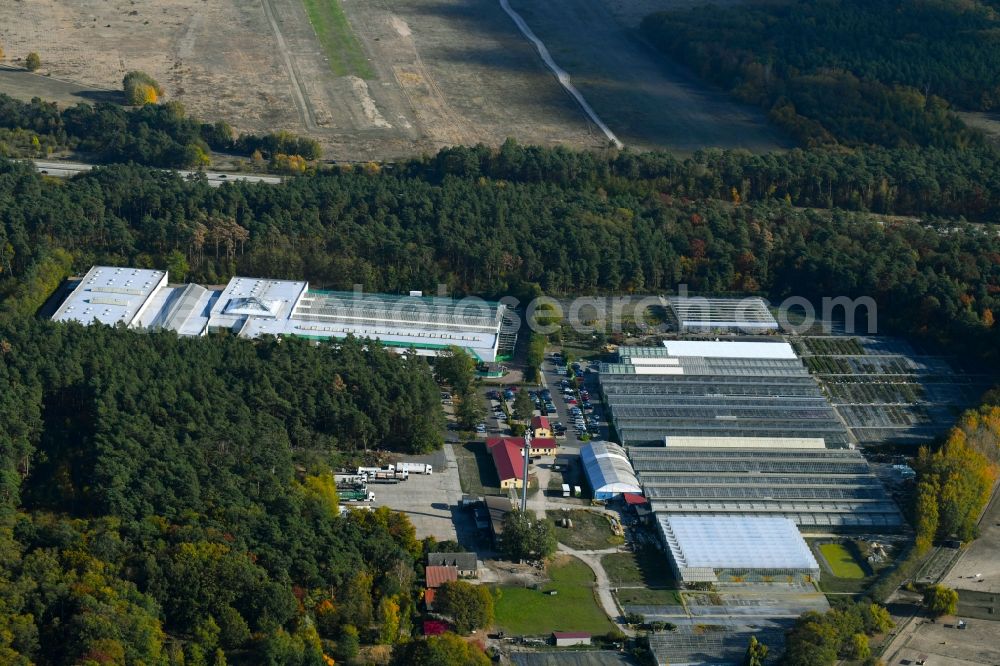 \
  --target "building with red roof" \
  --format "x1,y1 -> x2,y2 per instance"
553,631 -> 592,647
425,565 -> 459,588
622,492 -> 647,506
528,437 -> 558,456
487,438 -> 525,489
530,415 -> 552,438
